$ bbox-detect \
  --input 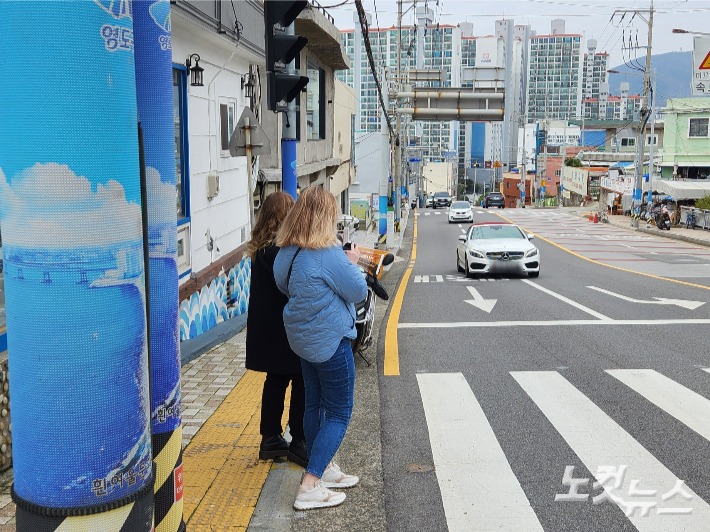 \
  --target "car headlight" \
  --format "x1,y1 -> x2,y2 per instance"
525,248 -> 539,258
468,249 -> 485,259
